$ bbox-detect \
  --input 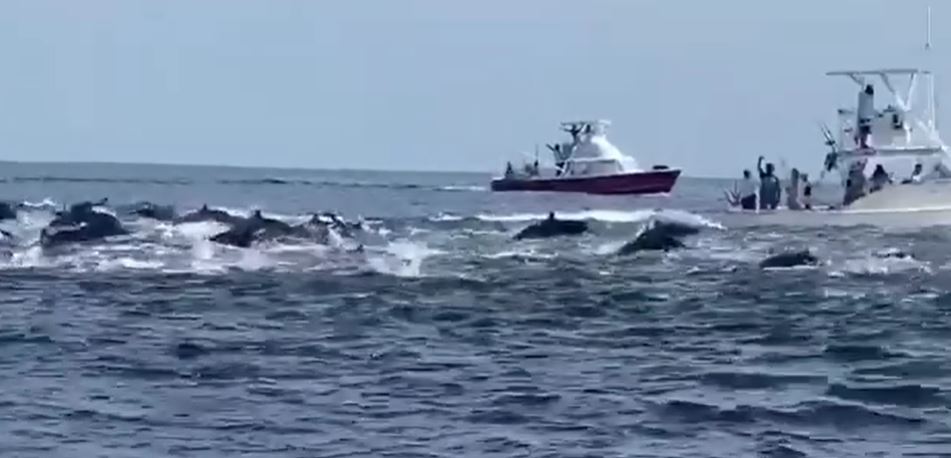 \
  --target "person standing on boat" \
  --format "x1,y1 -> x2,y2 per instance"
801,173 -> 813,210
843,163 -> 867,206
757,156 -> 781,209
737,169 -> 757,210
869,164 -> 891,192
786,168 -> 802,210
